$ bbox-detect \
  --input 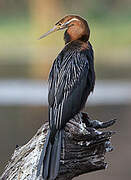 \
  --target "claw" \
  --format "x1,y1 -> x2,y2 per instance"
99,118 -> 117,129
82,113 -> 117,129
